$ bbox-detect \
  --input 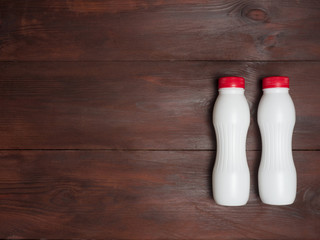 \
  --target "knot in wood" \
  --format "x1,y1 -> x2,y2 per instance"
262,34 -> 278,47
309,190 -> 320,214
304,188 -> 320,214
52,188 -> 77,206
245,8 -> 268,22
